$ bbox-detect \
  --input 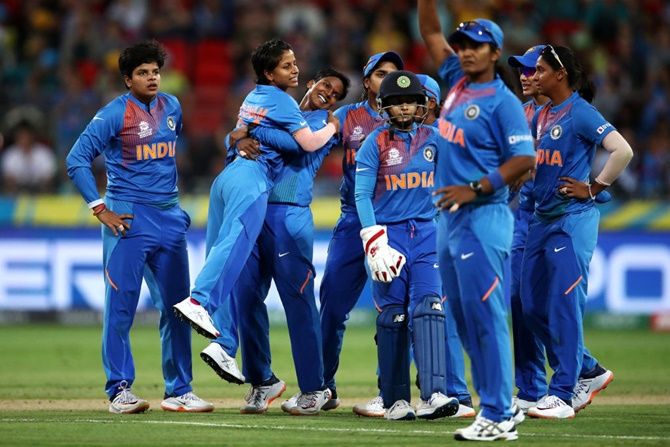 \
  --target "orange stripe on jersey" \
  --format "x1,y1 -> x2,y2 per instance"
564,275 -> 583,296
105,268 -> 119,291
299,269 -> 313,295
481,276 -> 500,302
